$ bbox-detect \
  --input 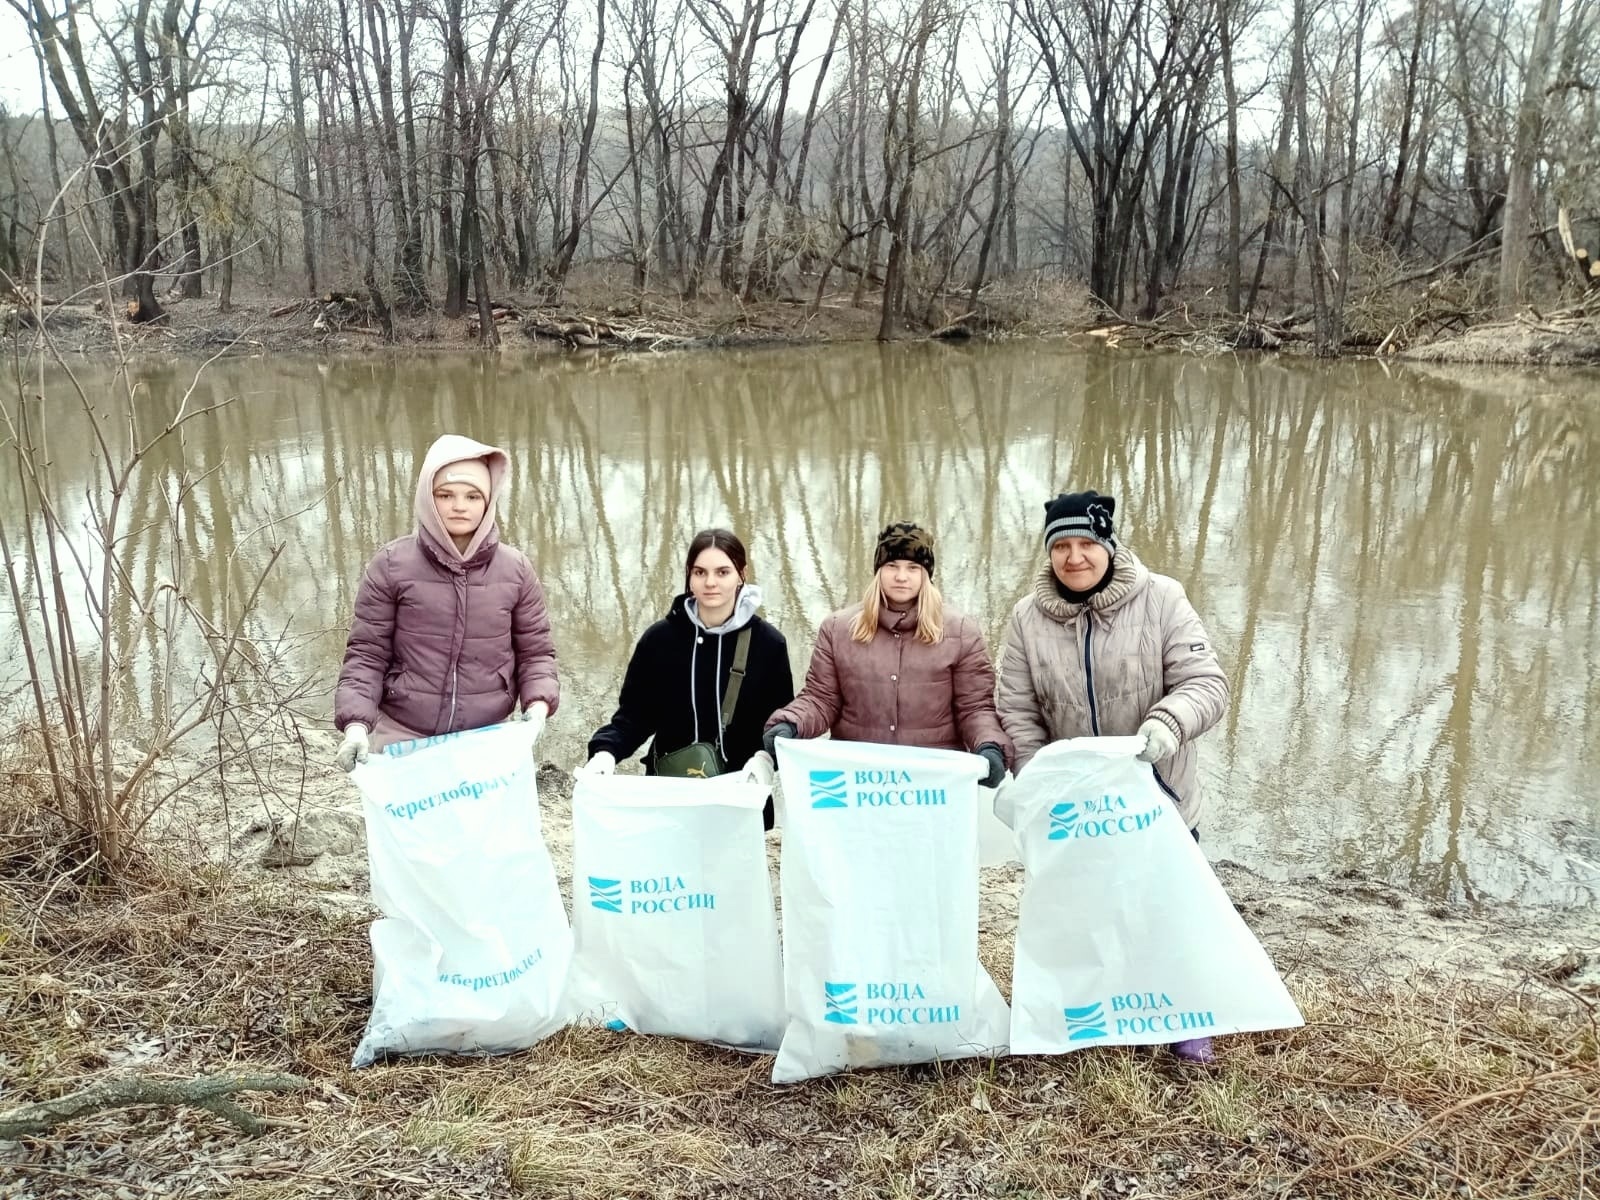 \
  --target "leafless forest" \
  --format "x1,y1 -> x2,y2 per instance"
1,0 -> 1596,350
